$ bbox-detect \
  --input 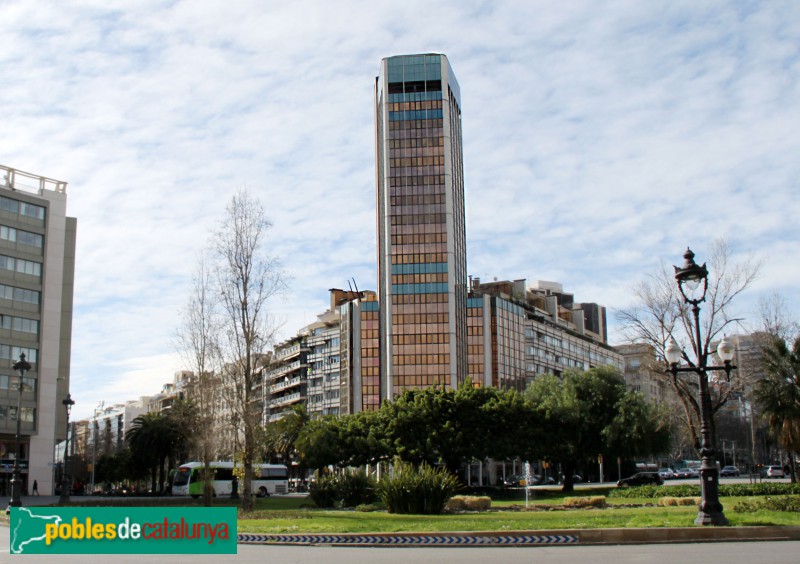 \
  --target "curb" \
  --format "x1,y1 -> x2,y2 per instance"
238,526 -> 800,547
